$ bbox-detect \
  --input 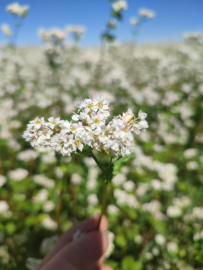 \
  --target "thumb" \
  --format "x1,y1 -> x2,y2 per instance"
42,231 -> 109,270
